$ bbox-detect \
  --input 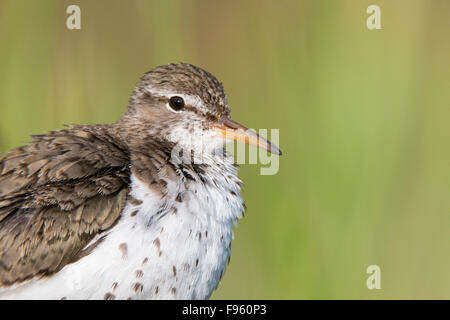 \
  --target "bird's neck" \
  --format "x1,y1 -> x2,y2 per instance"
107,120 -> 241,197
127,144 -> 243,226
129,143 -> 238,190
